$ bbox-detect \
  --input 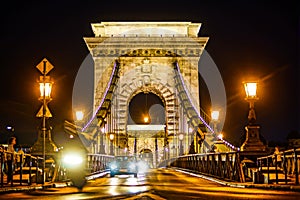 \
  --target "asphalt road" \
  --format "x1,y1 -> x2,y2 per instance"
1,168 -> 300,199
